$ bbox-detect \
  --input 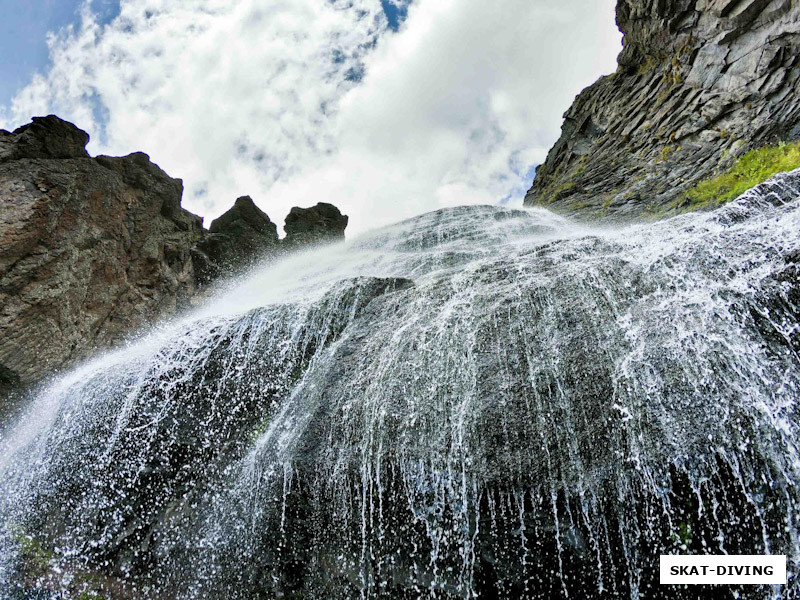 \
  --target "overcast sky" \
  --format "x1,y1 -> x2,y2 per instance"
0,0 -> 621,234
